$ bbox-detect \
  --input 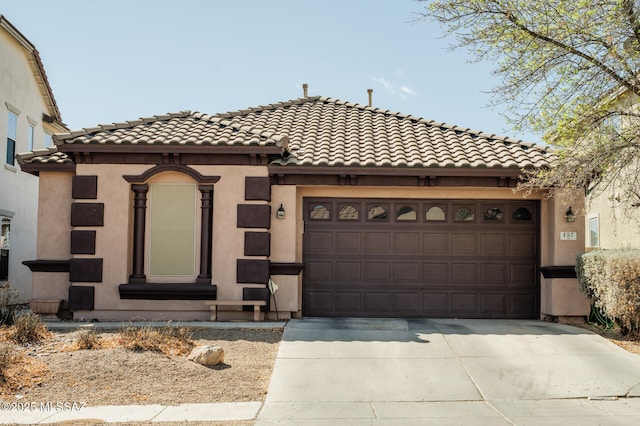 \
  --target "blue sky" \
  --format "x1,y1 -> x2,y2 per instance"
2,0 -> 541,143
